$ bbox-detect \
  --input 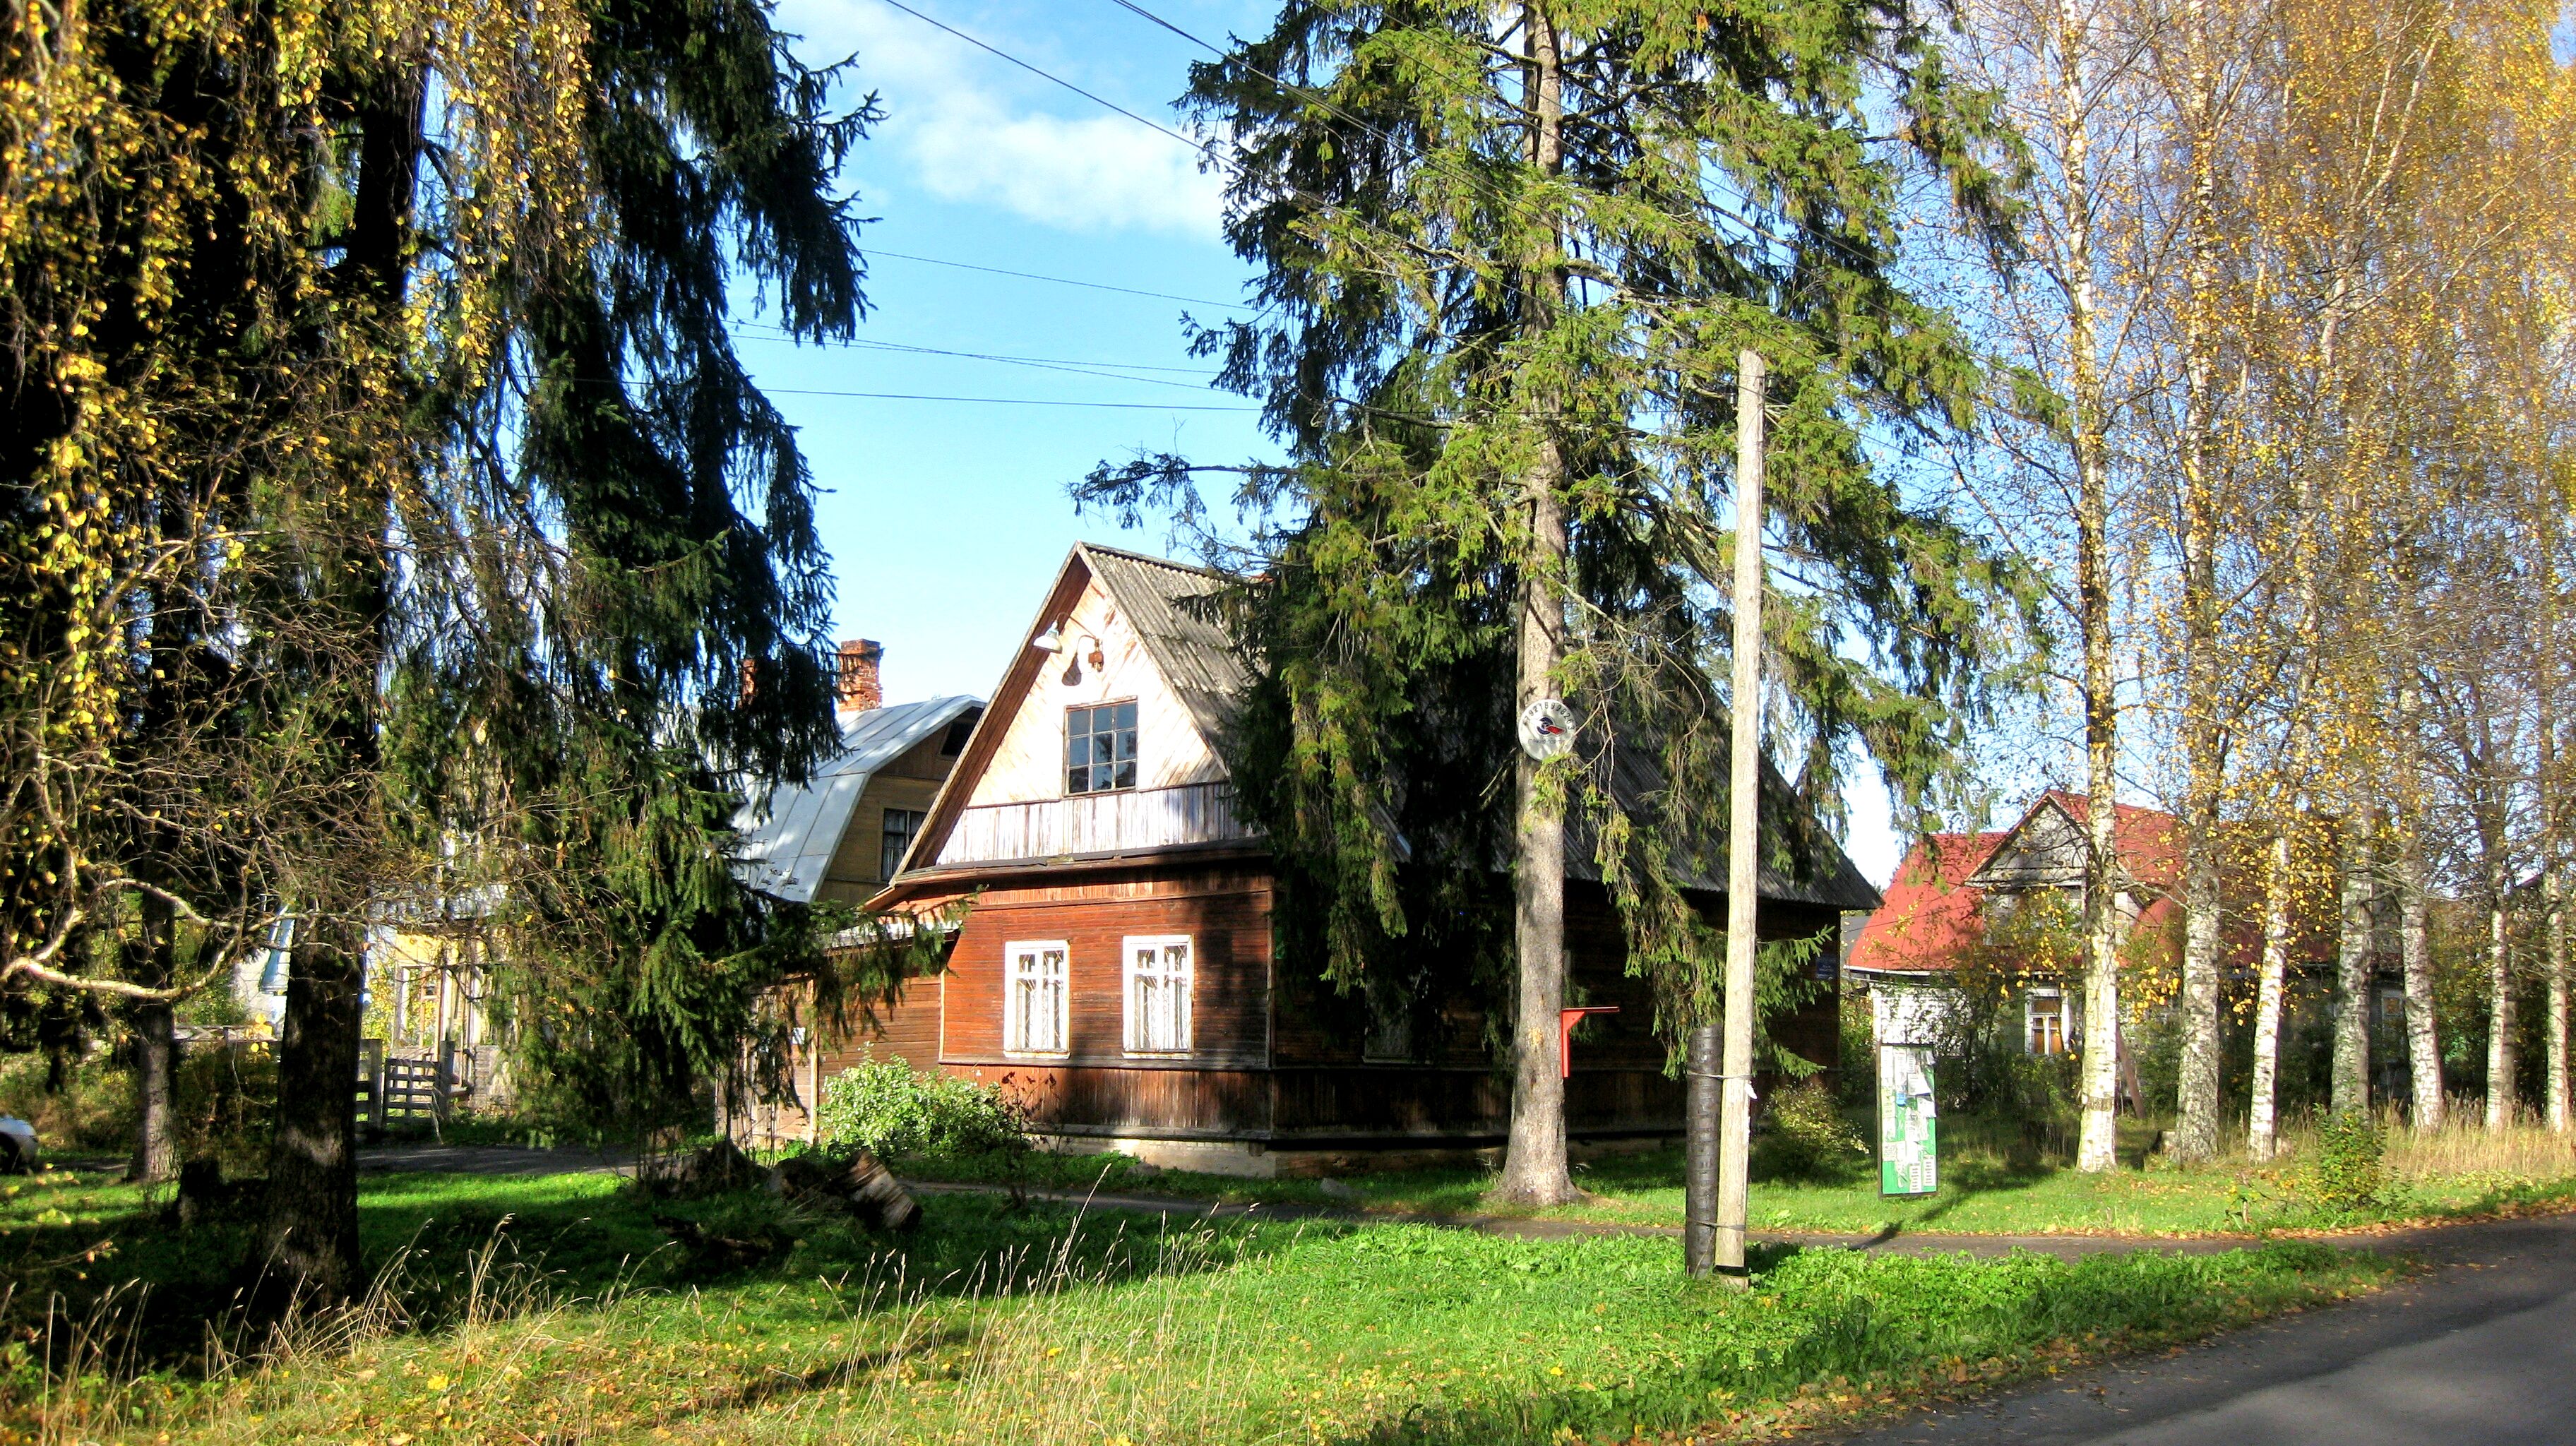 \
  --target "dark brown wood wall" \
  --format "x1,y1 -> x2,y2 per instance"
938,865 -> 1272,1071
